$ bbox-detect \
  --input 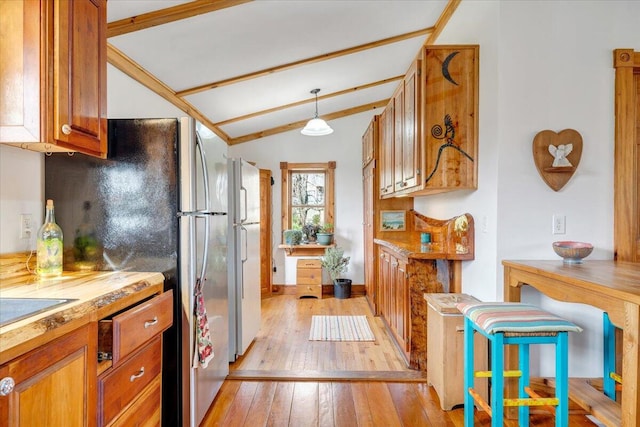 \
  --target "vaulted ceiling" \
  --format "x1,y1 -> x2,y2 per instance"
106,0 -> 460,145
